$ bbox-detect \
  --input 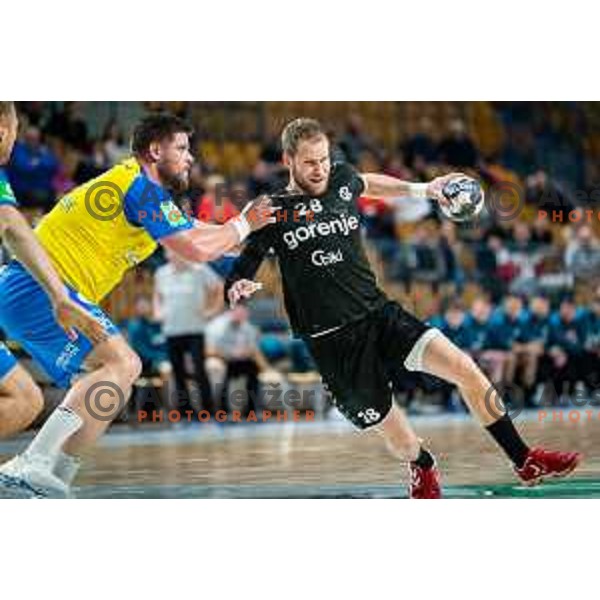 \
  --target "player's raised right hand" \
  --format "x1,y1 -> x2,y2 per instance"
228,279 -> 263,308
242,195 -> 280,232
